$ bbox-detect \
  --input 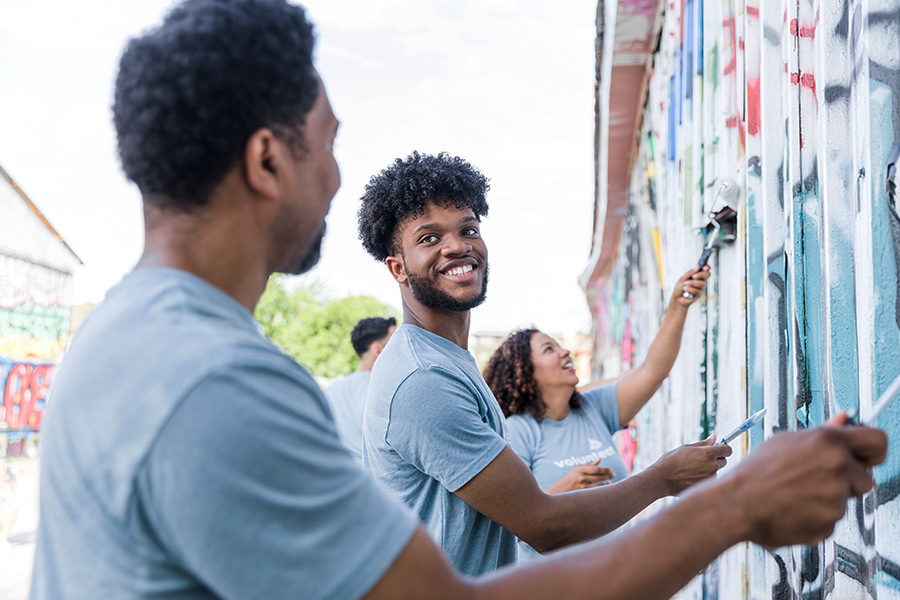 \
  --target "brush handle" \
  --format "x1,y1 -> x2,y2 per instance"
697,247 -> 714,268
